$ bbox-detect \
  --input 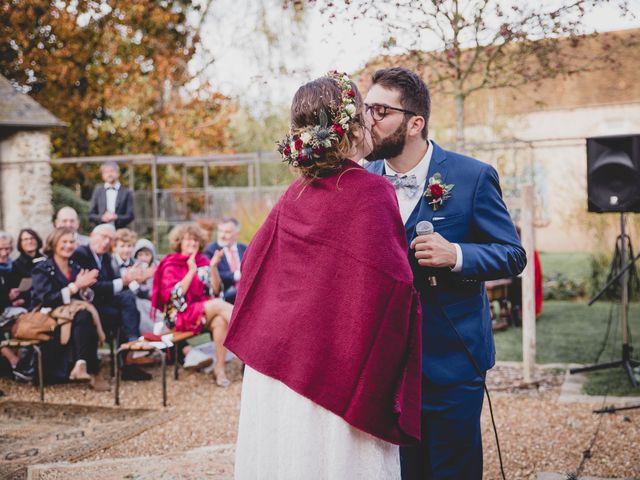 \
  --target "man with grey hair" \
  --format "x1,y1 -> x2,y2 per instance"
88,161 -> 135,229
203,217 -> 246,304
54,206 -> 89,246
72,224 -> 150,381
